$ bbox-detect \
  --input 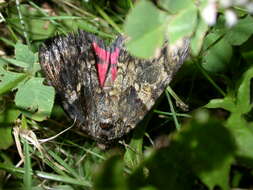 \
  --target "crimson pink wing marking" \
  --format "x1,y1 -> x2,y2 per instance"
110,48 -> 120,81
92,42 -> 120,86
92,42 -> 110,87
